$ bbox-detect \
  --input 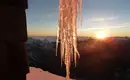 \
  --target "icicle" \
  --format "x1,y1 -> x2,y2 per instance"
56,0 -> 82,79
